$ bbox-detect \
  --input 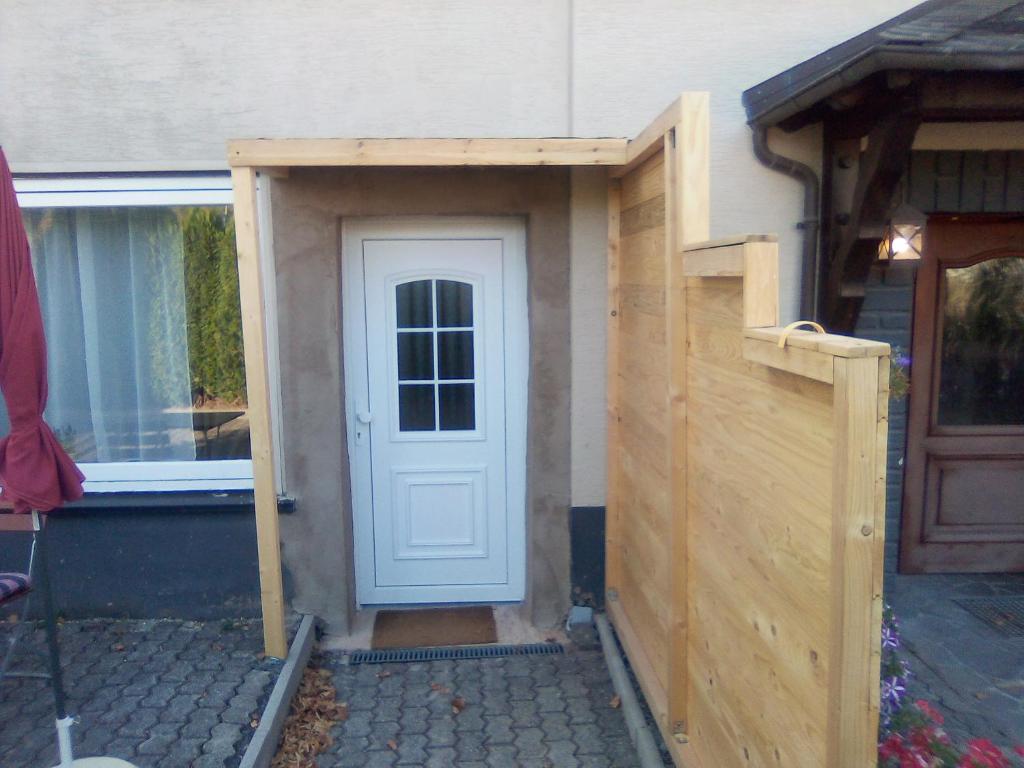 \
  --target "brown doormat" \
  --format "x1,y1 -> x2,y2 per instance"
371,606 -> 497,649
